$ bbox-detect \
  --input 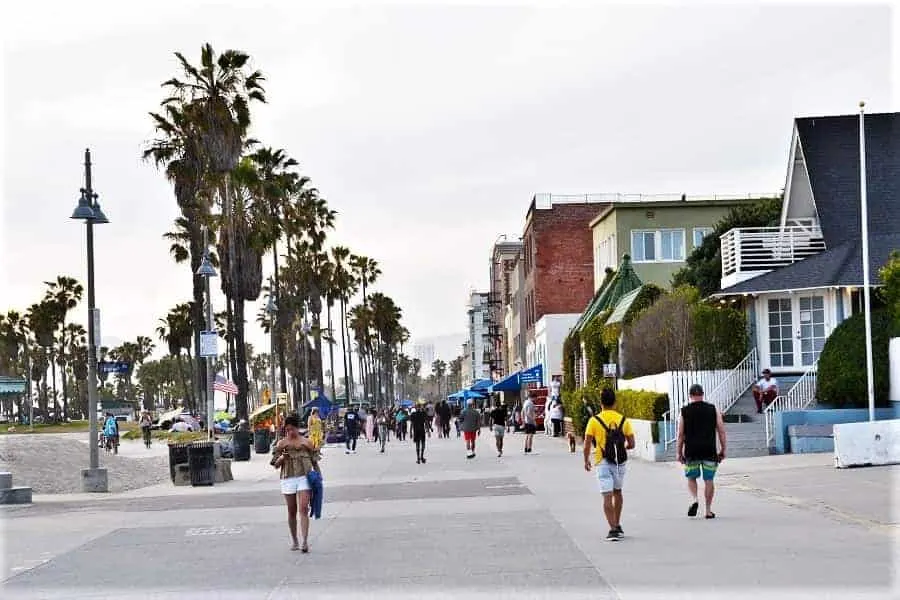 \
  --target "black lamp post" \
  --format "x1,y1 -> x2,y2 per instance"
70,148 -> 109,493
